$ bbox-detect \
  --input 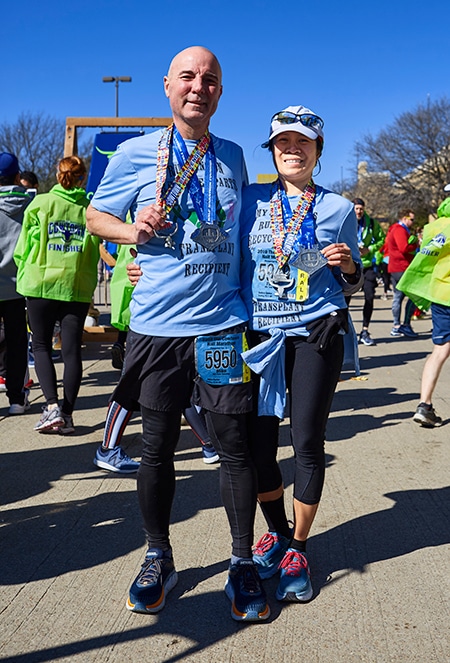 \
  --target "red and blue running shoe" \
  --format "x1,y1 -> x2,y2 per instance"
276,549 -> 313,602
252,531 -> 291,579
